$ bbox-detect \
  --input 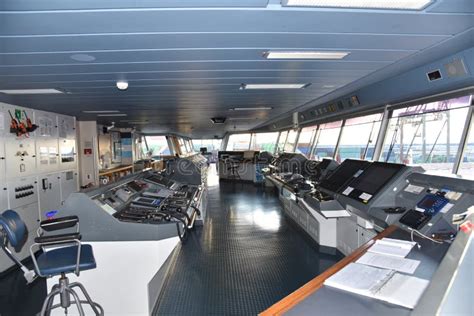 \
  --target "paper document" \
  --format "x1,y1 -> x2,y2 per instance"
321,210 -> 351,218
357,252 -> 420,274
368,238 -> 416,258
324,262 -> 429,309
324,263 -> 394,297
376,273 -> 429,309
